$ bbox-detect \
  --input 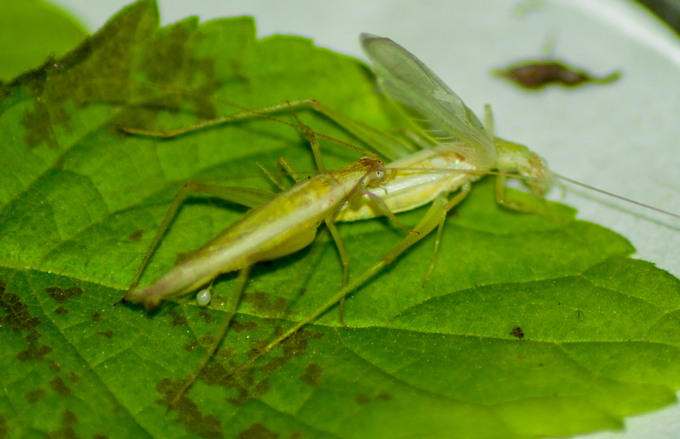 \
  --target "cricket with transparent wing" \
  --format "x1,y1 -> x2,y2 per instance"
119,34 -> 679,408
